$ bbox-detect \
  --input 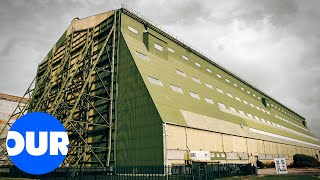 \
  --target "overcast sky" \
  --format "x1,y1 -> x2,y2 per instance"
0,0 -> 319,139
